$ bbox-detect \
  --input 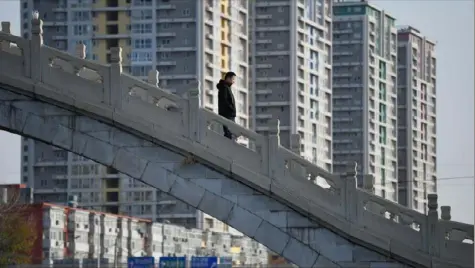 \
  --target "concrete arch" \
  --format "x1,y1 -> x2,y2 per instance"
0,86 -> 411,268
